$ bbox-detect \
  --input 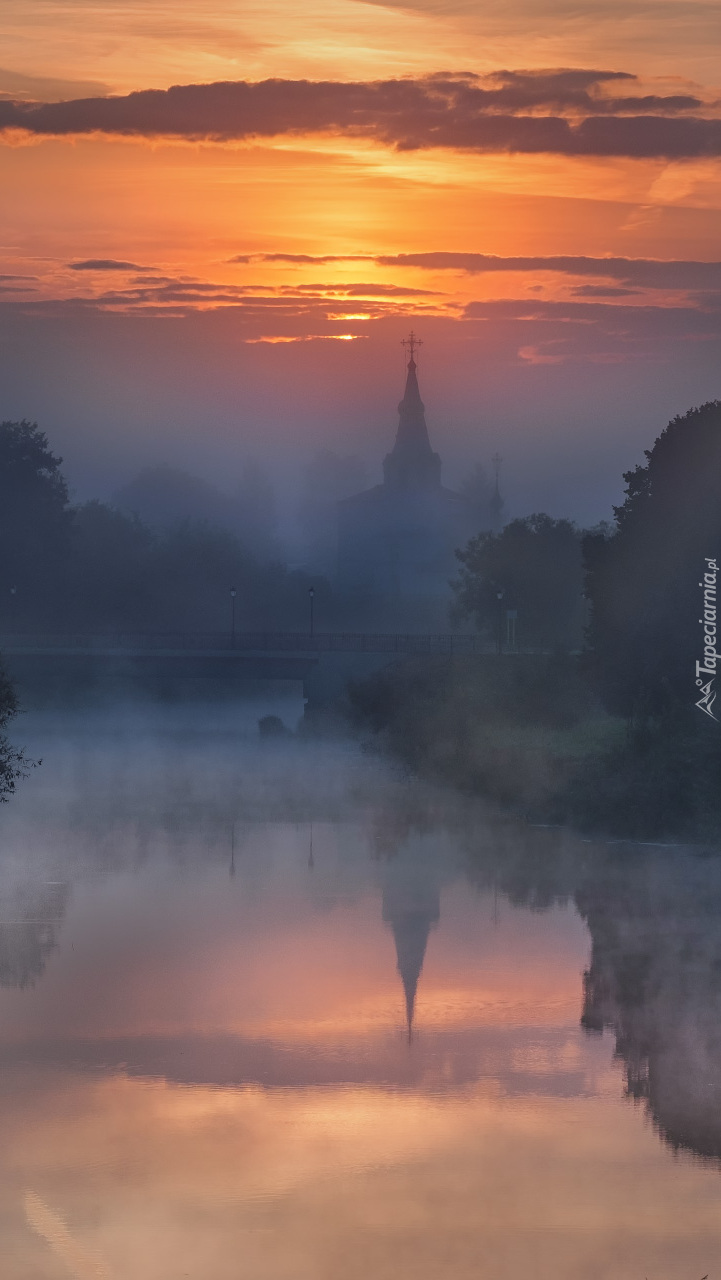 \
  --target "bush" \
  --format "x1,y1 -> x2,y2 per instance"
0,661 -> 32,801
568,708 -> 721,839
348,654 -> 614,820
